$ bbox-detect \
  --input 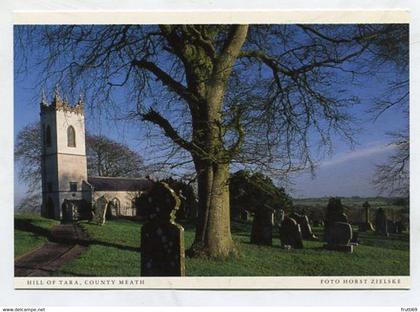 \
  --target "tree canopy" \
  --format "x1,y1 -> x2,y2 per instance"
86,134 -> 144,177
229,170 -> 293,219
